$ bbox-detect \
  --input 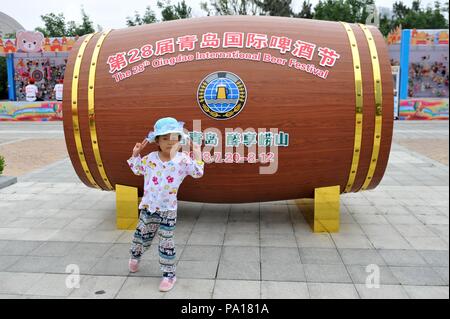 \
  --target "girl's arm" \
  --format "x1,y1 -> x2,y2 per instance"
127,139 -> 149,176
185,156 -> 204,179
127,155 -> 146,176
185,140 -> 204,178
